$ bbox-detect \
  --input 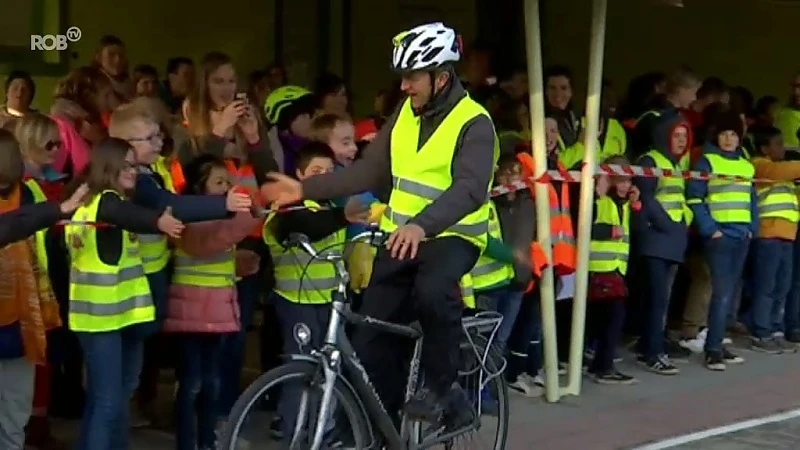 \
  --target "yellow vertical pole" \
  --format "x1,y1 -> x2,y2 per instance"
564,0 -> 608,395
523,0 -> 560,403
